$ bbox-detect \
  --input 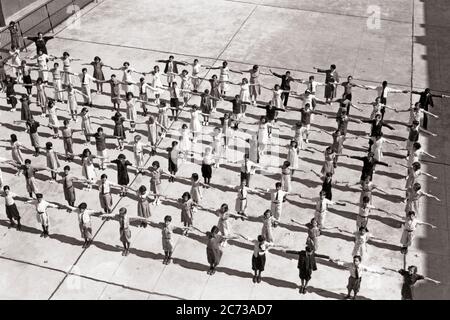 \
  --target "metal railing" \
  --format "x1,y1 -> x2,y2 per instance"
0,0 -> 94,53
